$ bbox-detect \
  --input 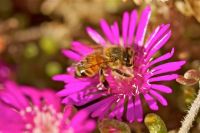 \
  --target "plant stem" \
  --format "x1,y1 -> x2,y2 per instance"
178,82 -> 200,133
